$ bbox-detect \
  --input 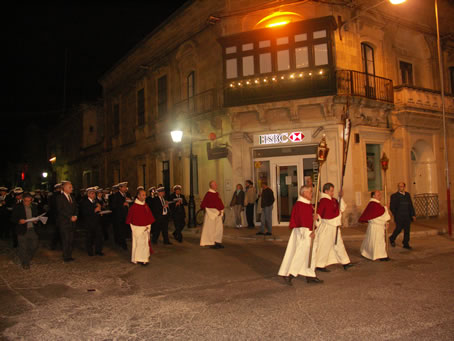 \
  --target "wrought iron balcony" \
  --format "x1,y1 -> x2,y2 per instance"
223,68 -> 394,107
173,88 -> 219,118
